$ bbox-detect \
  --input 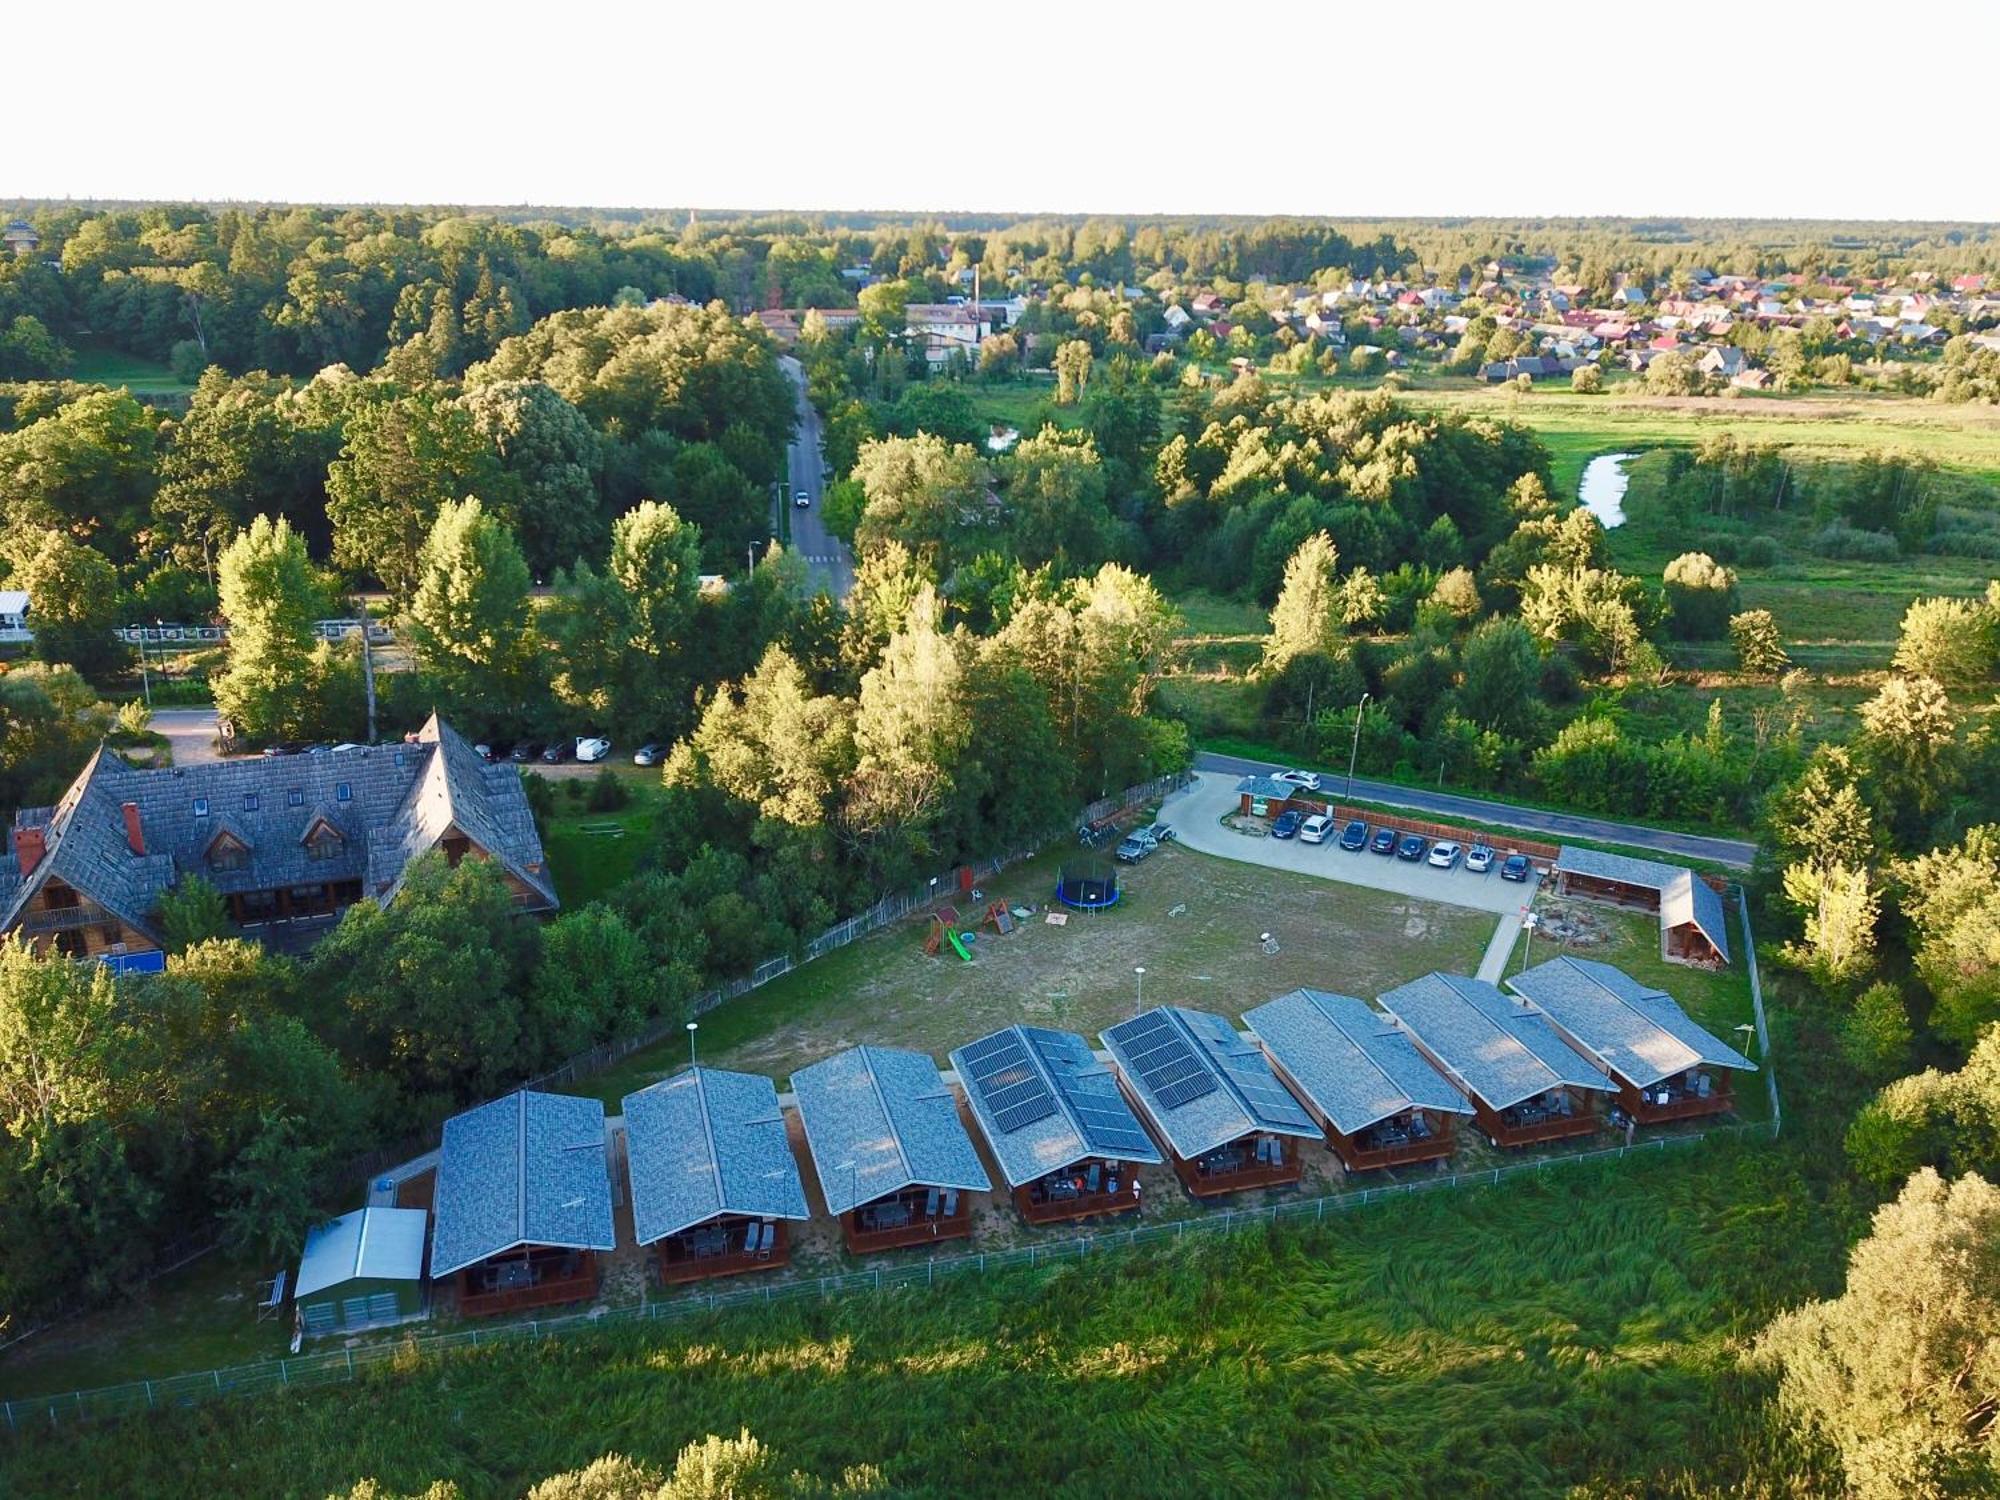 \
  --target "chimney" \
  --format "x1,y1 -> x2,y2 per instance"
14,825 -> 45,877
121,802 -> 145,857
